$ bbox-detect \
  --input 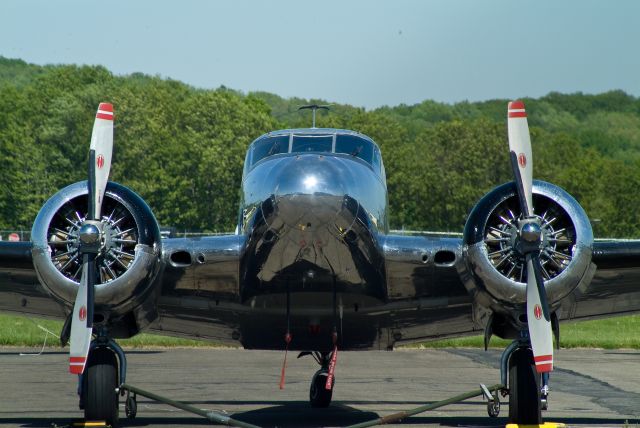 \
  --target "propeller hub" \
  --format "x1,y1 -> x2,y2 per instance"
78,222 -> 102,254
79,223 -> 100,244
521,222 -> 542,243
